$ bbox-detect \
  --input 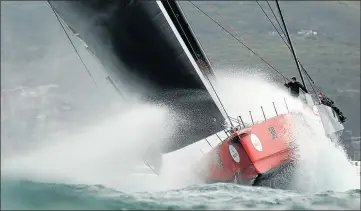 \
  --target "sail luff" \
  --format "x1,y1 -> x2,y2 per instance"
175,2 -> 217,79
156,1 -> 231,126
